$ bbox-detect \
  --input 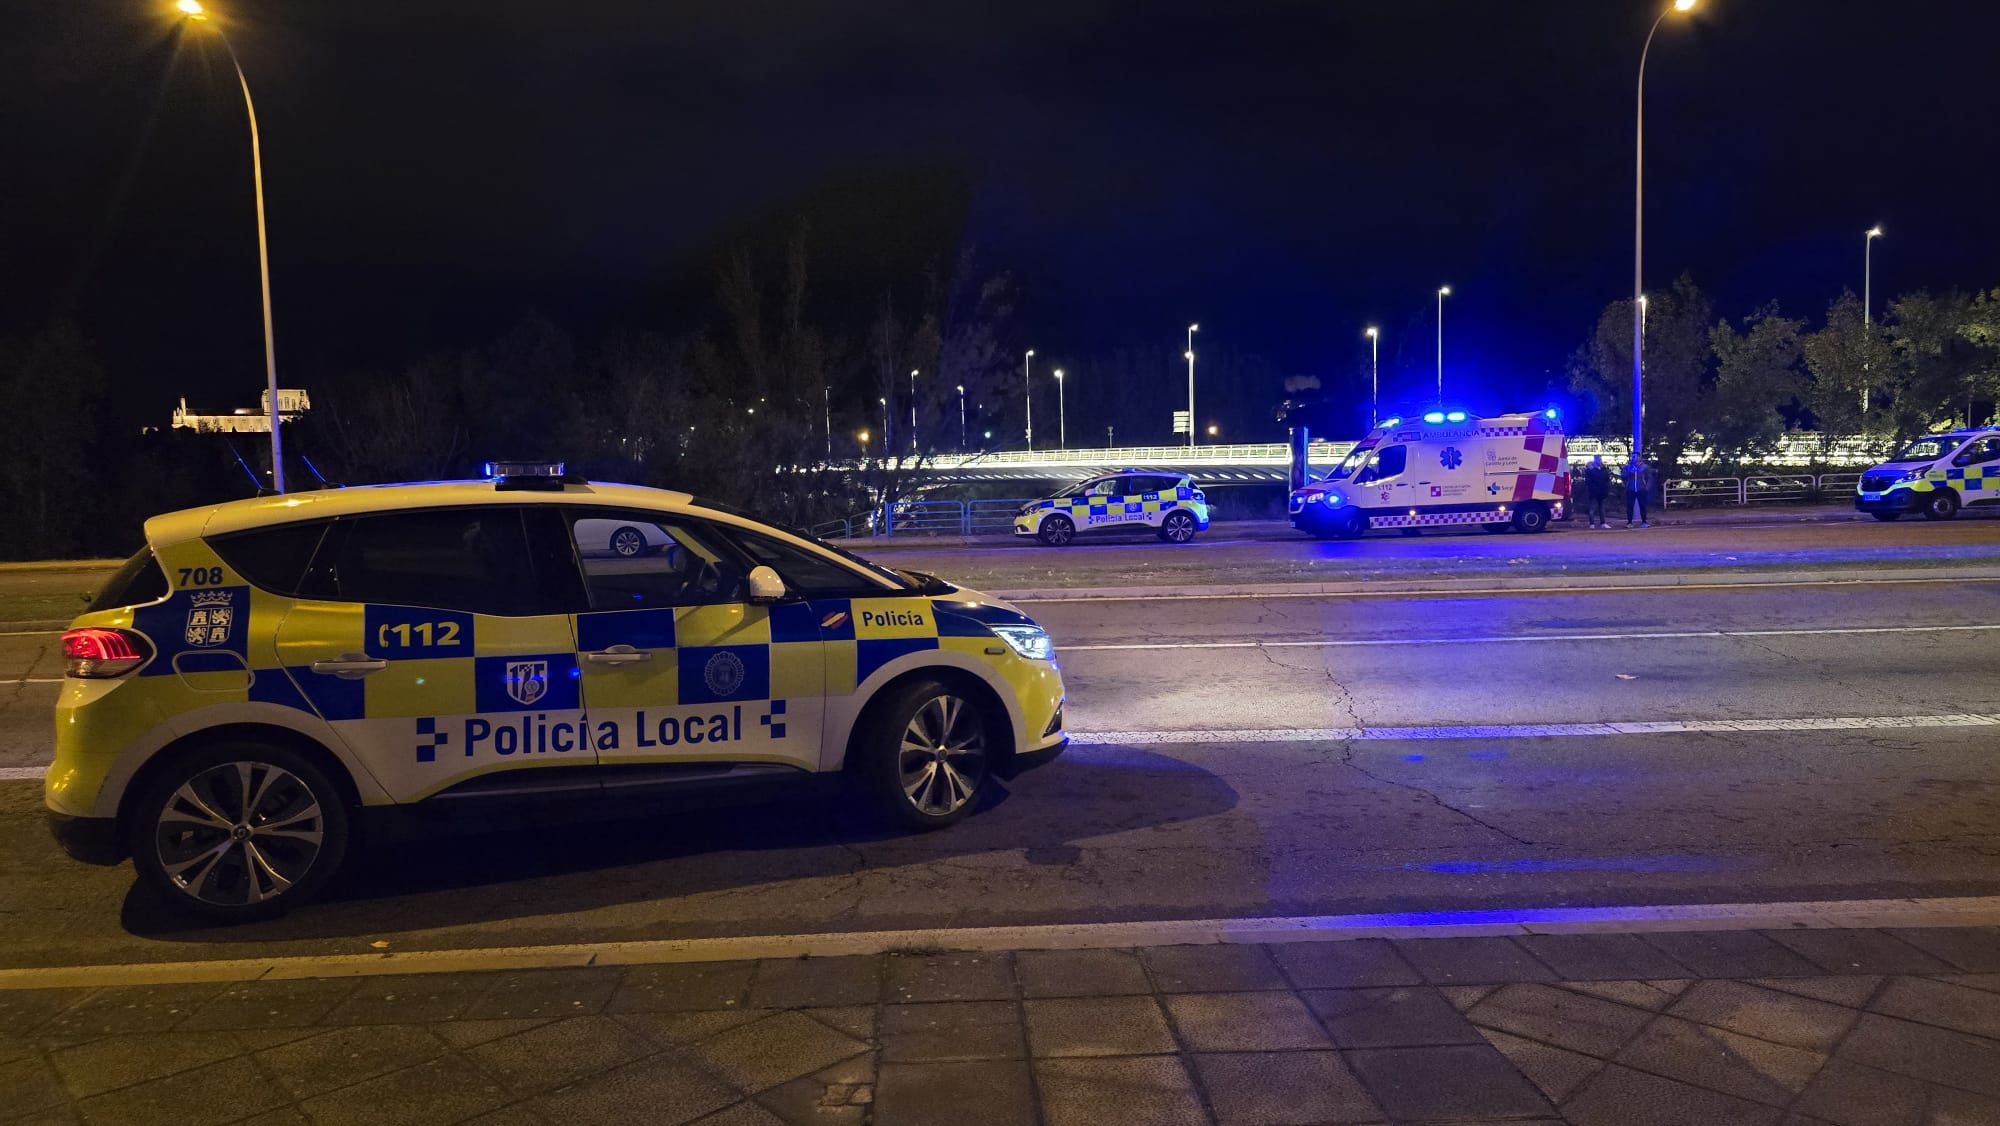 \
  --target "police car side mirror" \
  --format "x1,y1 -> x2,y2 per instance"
746,565 -> 787,605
